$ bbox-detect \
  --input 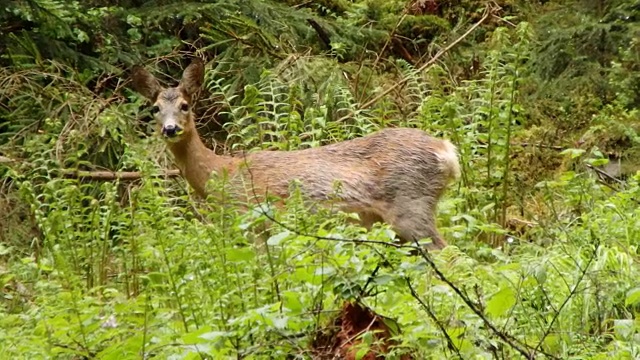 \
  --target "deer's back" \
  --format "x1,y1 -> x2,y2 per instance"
229,128 -> 457,207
